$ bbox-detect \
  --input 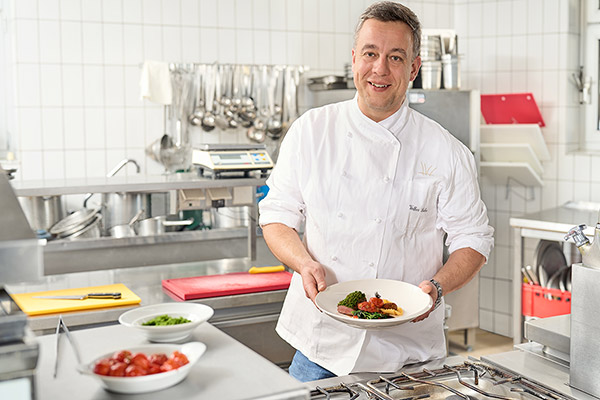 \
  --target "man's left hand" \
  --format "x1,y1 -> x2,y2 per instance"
412,280 -> 437,322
